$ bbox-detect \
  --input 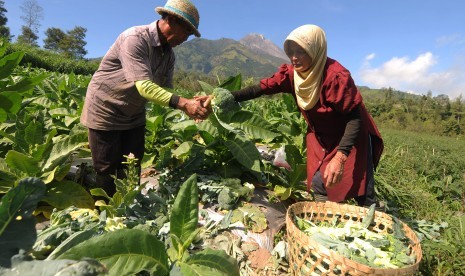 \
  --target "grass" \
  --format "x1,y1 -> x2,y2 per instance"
376,128 -> 465,275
